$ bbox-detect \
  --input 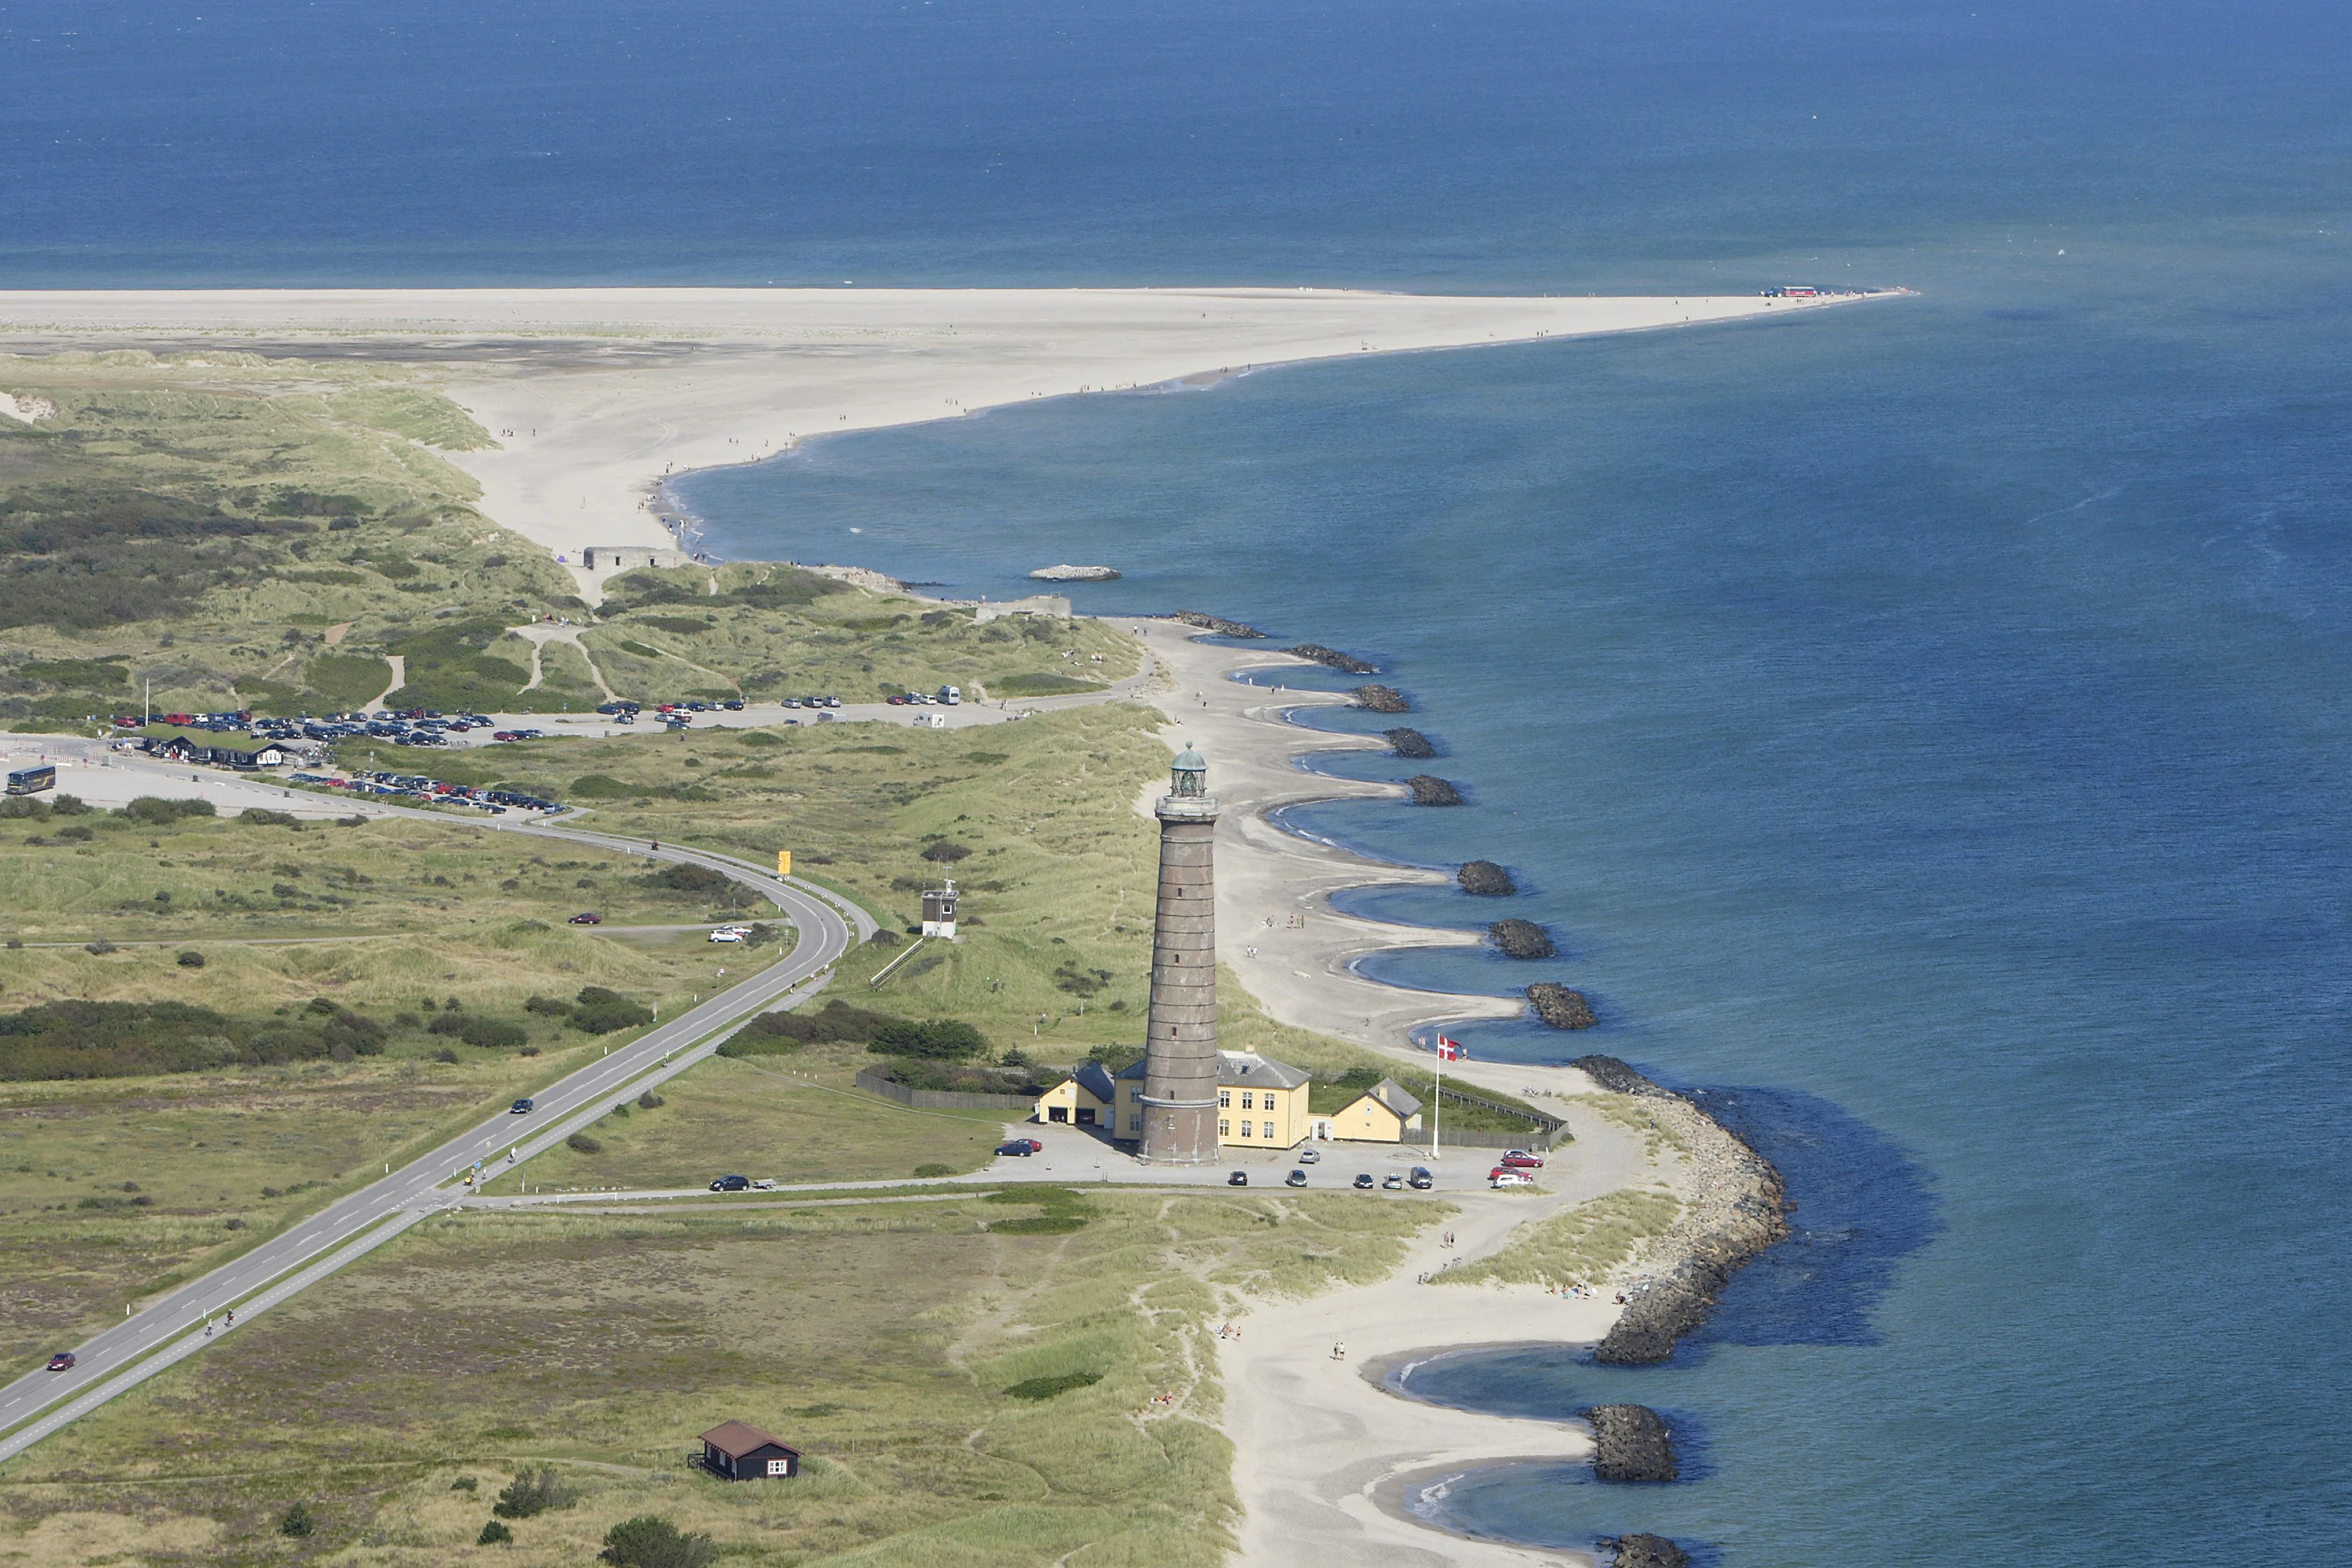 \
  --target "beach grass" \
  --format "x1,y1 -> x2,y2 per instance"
1429,1187 -> 1683,1292
0,1188 -> 1435,1566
